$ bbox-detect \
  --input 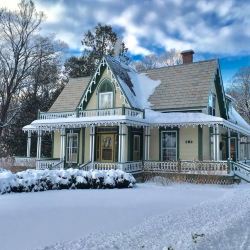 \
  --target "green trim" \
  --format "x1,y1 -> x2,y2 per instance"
81,127 -> 85,164
77,59 -> 106,111
51,132 -> 54,158
198,126 -> 203,160
159,127 -> 179,161
214,68 -> 228,119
